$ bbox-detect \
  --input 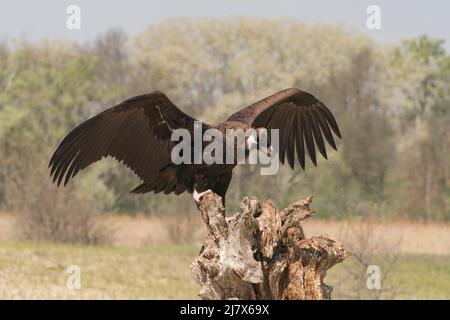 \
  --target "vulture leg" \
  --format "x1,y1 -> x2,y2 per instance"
211,172 -> 232,207
193,172 -> 233,207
